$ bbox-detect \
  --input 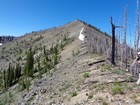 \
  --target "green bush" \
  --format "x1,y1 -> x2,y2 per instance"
18,77 -> 30,91
18,77 -> 26,91
83,72 -> 89,78
71,91 -> 77,97
111,85 -> 124,95
125,76 -> 133,82
88,93 -> 93,99
102,100 -> 108,105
